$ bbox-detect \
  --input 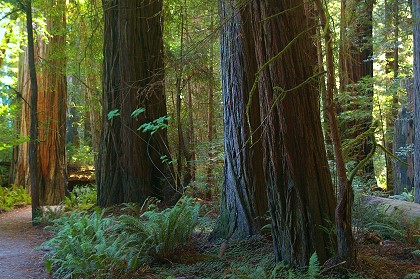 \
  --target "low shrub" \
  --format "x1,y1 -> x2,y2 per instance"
0,185 -> 31,212
41,196 -> 200,277
63,185 -> 97,210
